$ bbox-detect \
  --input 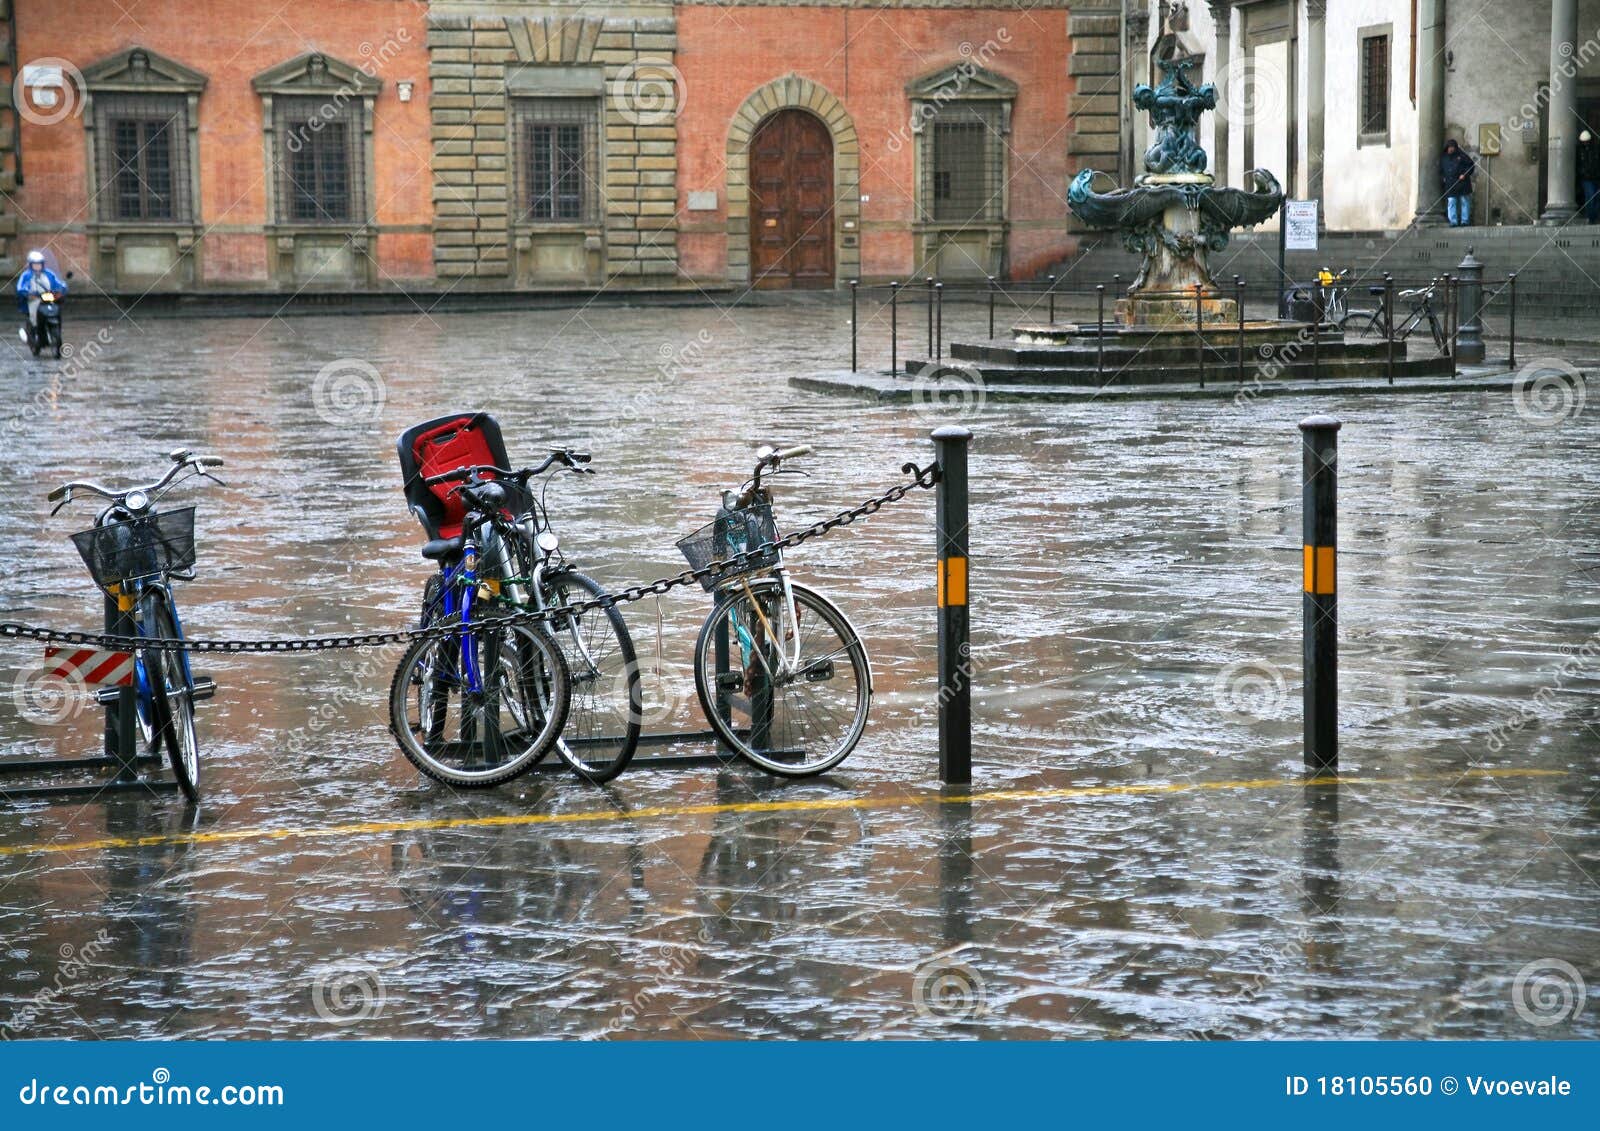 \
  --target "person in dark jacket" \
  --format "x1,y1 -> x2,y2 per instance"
1441,139 -> 1475,226
1578,130 -> 1600,223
